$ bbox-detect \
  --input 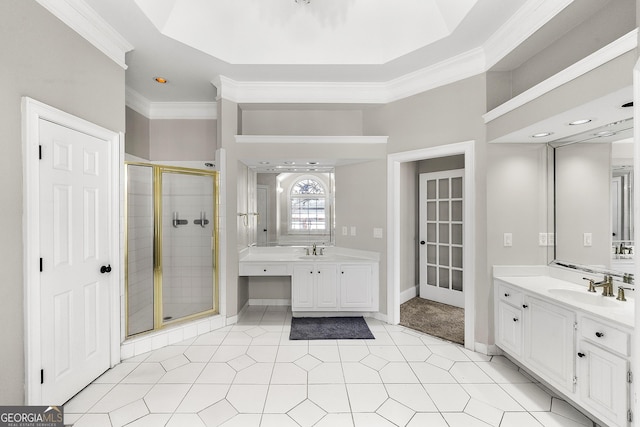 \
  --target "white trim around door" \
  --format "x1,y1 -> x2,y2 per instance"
22,97 -> 122,404
387,141 -> 476,351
